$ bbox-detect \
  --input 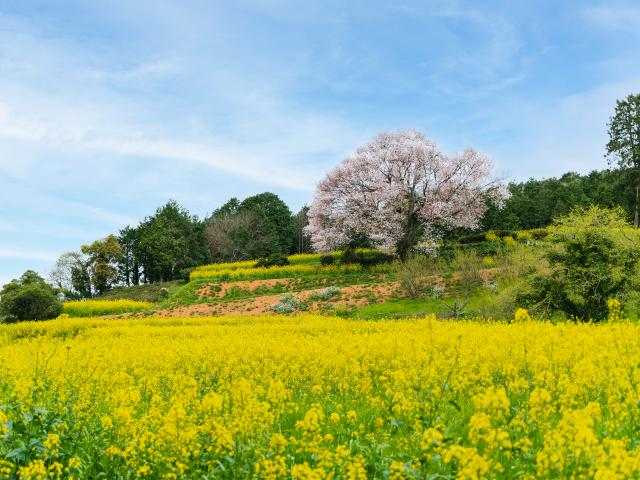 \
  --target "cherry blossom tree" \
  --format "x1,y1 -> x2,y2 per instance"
306,129 -> 506,259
